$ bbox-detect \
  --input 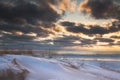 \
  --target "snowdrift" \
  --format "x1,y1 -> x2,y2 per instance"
0,55 -> 120,80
